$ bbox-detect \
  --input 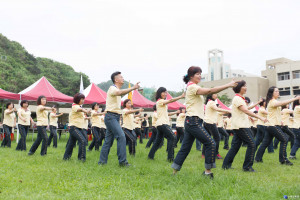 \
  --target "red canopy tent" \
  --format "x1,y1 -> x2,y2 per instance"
0,88 -> 19,100
216,98 -> 231,110
18,76 -> 73,103
122,90 -> 155,108
83,83 -> 107,104
166,92 -> 185,110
